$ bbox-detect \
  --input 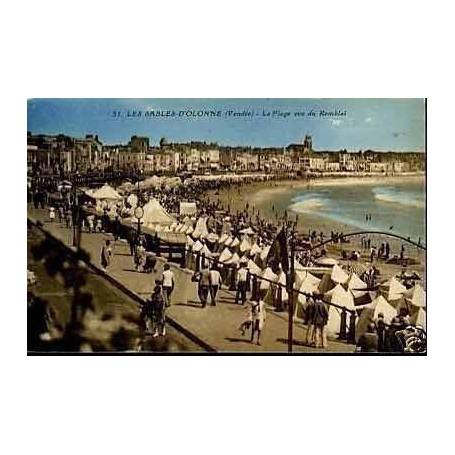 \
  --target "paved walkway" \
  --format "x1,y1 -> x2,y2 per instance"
28,206 -> 355,353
